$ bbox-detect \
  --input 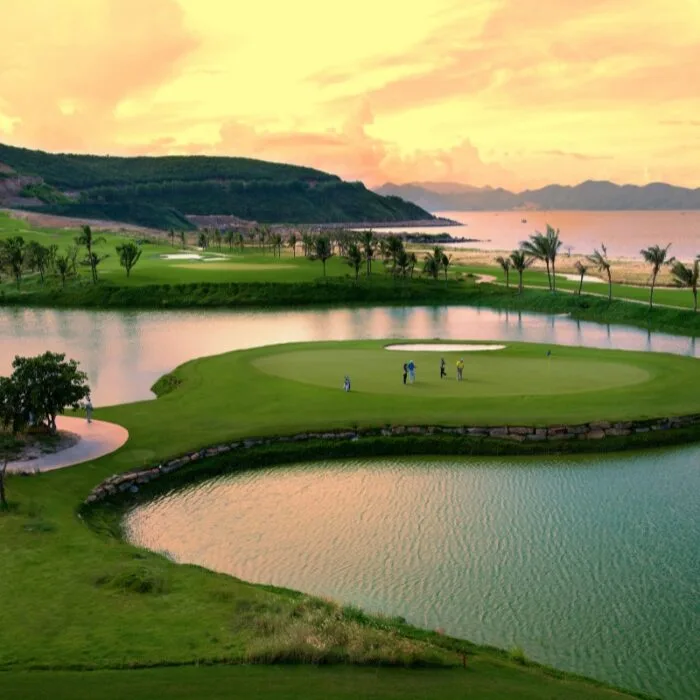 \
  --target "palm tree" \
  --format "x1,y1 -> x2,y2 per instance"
345,243 -> 363,281
235,232 -> 245,252
213,229 -> 223,252
509,250 -> 533,294
179,231 -> 186,249
545,225 -> 563,291
27,241 -> 49,284
312,236 -> 333,277
302,233 -> 314,258
75,225 -> 105,284
168,229 -> 175,247
55,254 -> 71,288
520,232 -> 551,290
423,250 -> 441,280
641,244 -> 674,309
395,248 -> 411,278
271,233 -> 283,258
197,231 -> 208,249
587,244 -> 613,301
361,230 -> 375,276
495,255 -> 512,288
574,260 -> 588,295
287,233 -> 298,258
670,258 -> 699,312
408,252 -> 418,278
224,230 -> 235,250
386,235 -> 404,270
441,252 -> 452,281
